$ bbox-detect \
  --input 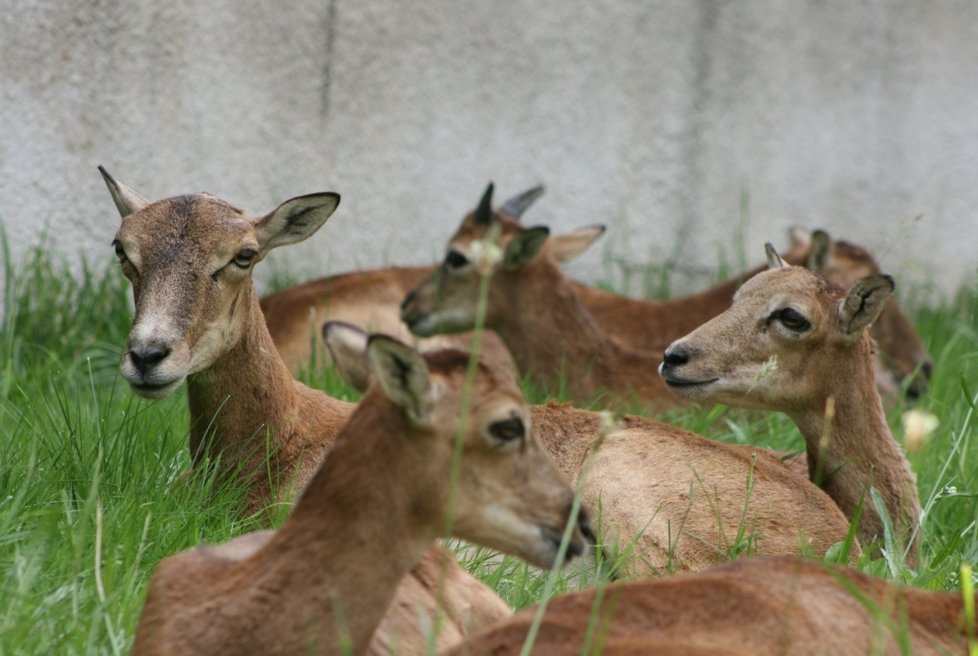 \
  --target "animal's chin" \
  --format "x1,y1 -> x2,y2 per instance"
461,515 -> 583,570
405,314 -> 472,338
667,376 -> 774,410
661,375 -> 720,399
404,316 -> 436,337
527,524 -> 585,570
128,378 -> 184,399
